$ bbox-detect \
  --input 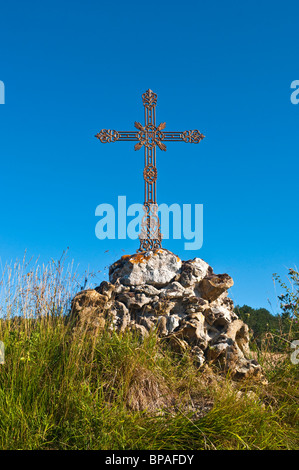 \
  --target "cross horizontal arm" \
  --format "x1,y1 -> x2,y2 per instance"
163,130 -> 205,143
95,129 -> 205,145
95,129 -> 139,143
117,131 -> 140,141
